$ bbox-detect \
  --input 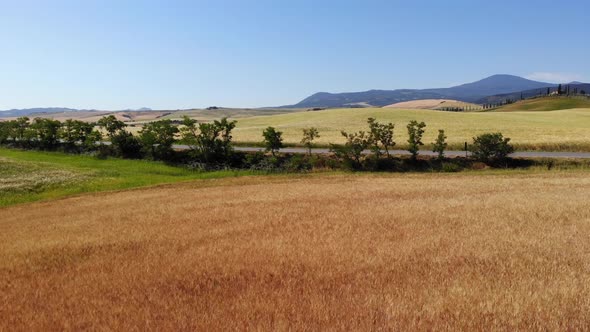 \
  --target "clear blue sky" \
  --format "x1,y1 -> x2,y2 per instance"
1,0 -> 588,110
